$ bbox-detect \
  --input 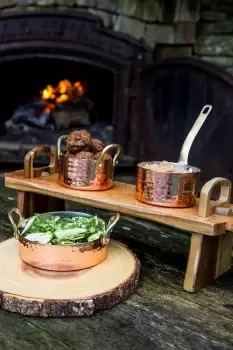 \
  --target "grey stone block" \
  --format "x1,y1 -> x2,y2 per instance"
154,45 -> 192,60
174,23 -> 196,43
76,0 -> 96,7
117,0 -> 142,19
117,0 -> 158,22
157,0 -> 177,22
143,0 -> 159,22
198,20 -> 233,35
178,0 -> 201,22
195,35 -> 233,56
0,0 -> 16,8
36,0 -> 55,6
201,10 -> 228,22
158,0 -> 200,23
145,24 -> 175,46
113,15 -> 145,41
57,0 -> 75,6
202,0 -> 233,13
87,8 -> 112,27
96,0 -> 116,12
145,22 -> 195,47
